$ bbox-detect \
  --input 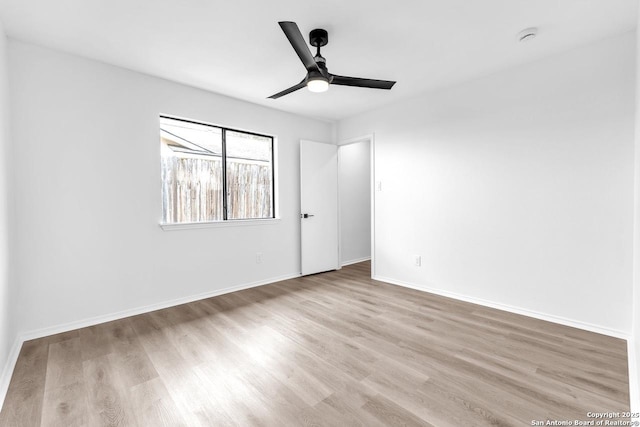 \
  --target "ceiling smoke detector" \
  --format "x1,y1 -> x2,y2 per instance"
517,27 -> 538,43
